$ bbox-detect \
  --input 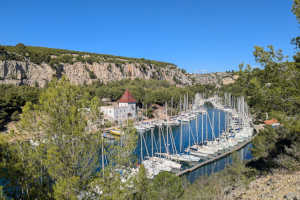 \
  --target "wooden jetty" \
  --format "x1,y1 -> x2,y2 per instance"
176,138 -> 252,176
